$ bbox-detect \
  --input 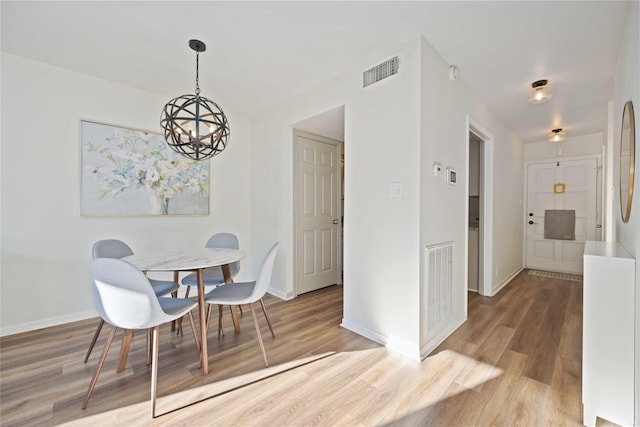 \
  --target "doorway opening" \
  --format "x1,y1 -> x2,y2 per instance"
467,132 -> 482,293
292,106 -> 345,296
467,117 -> 494,300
